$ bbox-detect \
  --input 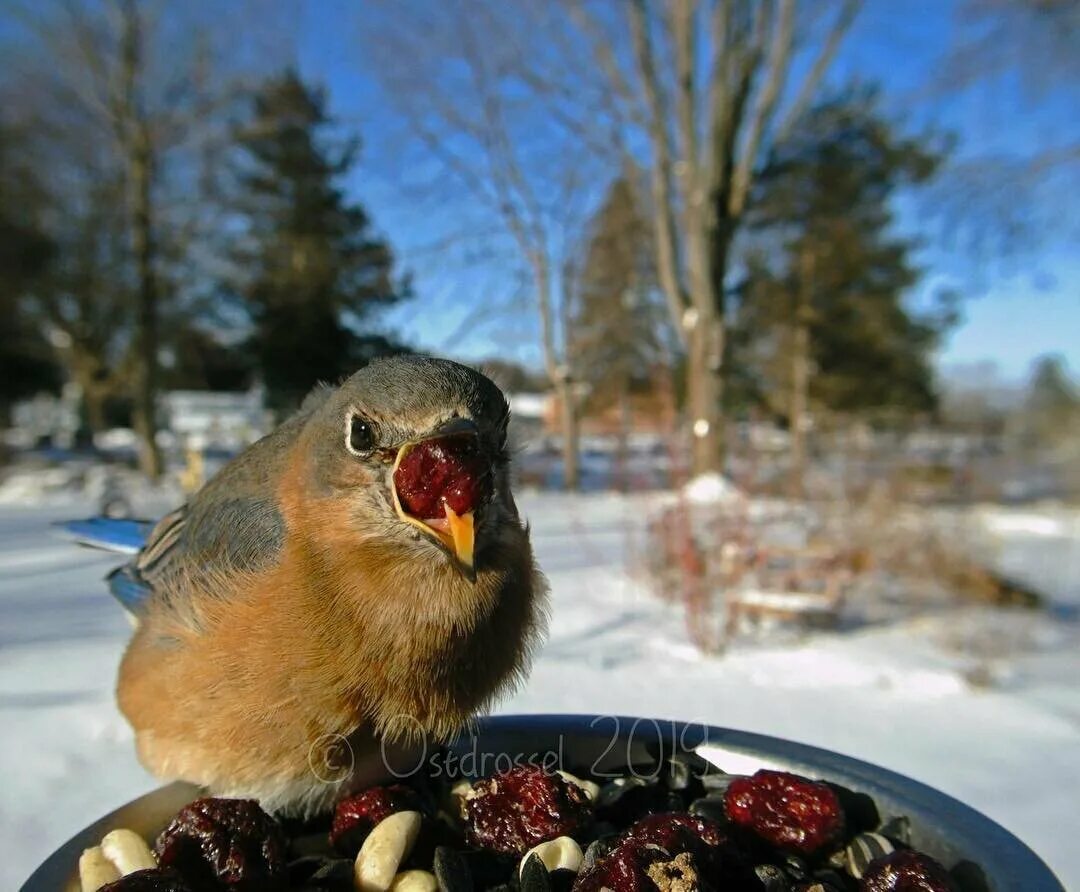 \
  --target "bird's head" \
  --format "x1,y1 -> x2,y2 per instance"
299,356 -> 516,581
